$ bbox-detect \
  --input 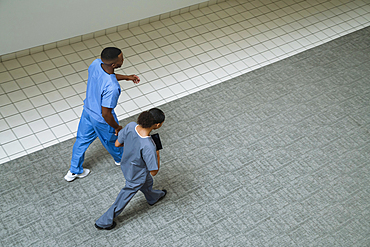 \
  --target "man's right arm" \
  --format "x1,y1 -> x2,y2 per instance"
101,106 -> 122,135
